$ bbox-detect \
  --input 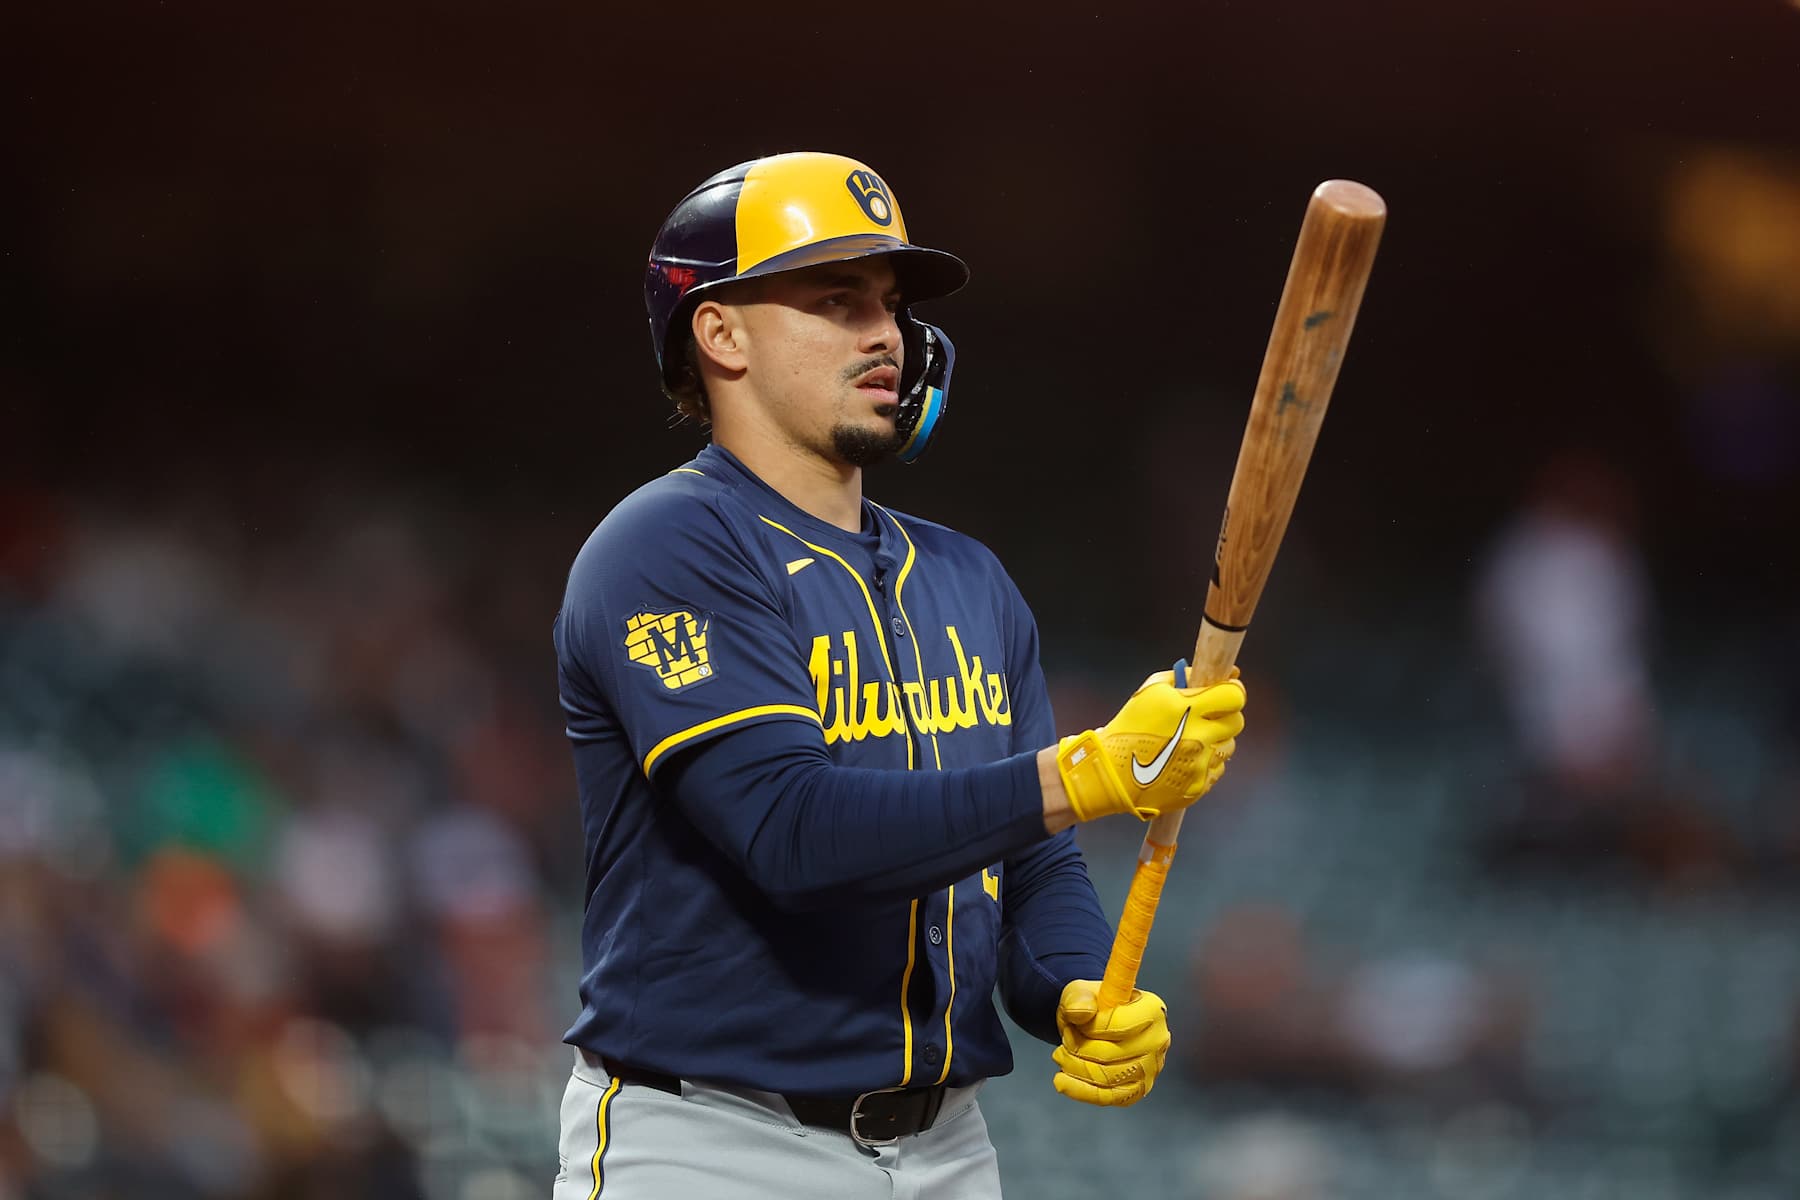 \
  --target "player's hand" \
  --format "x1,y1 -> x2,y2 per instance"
1051,979 -> 1170,1107
1056,662 -> 1245,822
